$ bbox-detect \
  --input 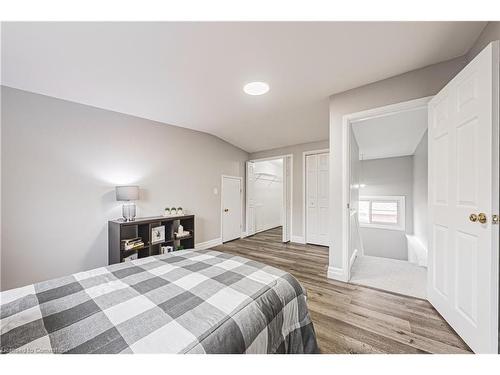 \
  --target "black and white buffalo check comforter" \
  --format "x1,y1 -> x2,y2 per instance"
0,249 -> 318,354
